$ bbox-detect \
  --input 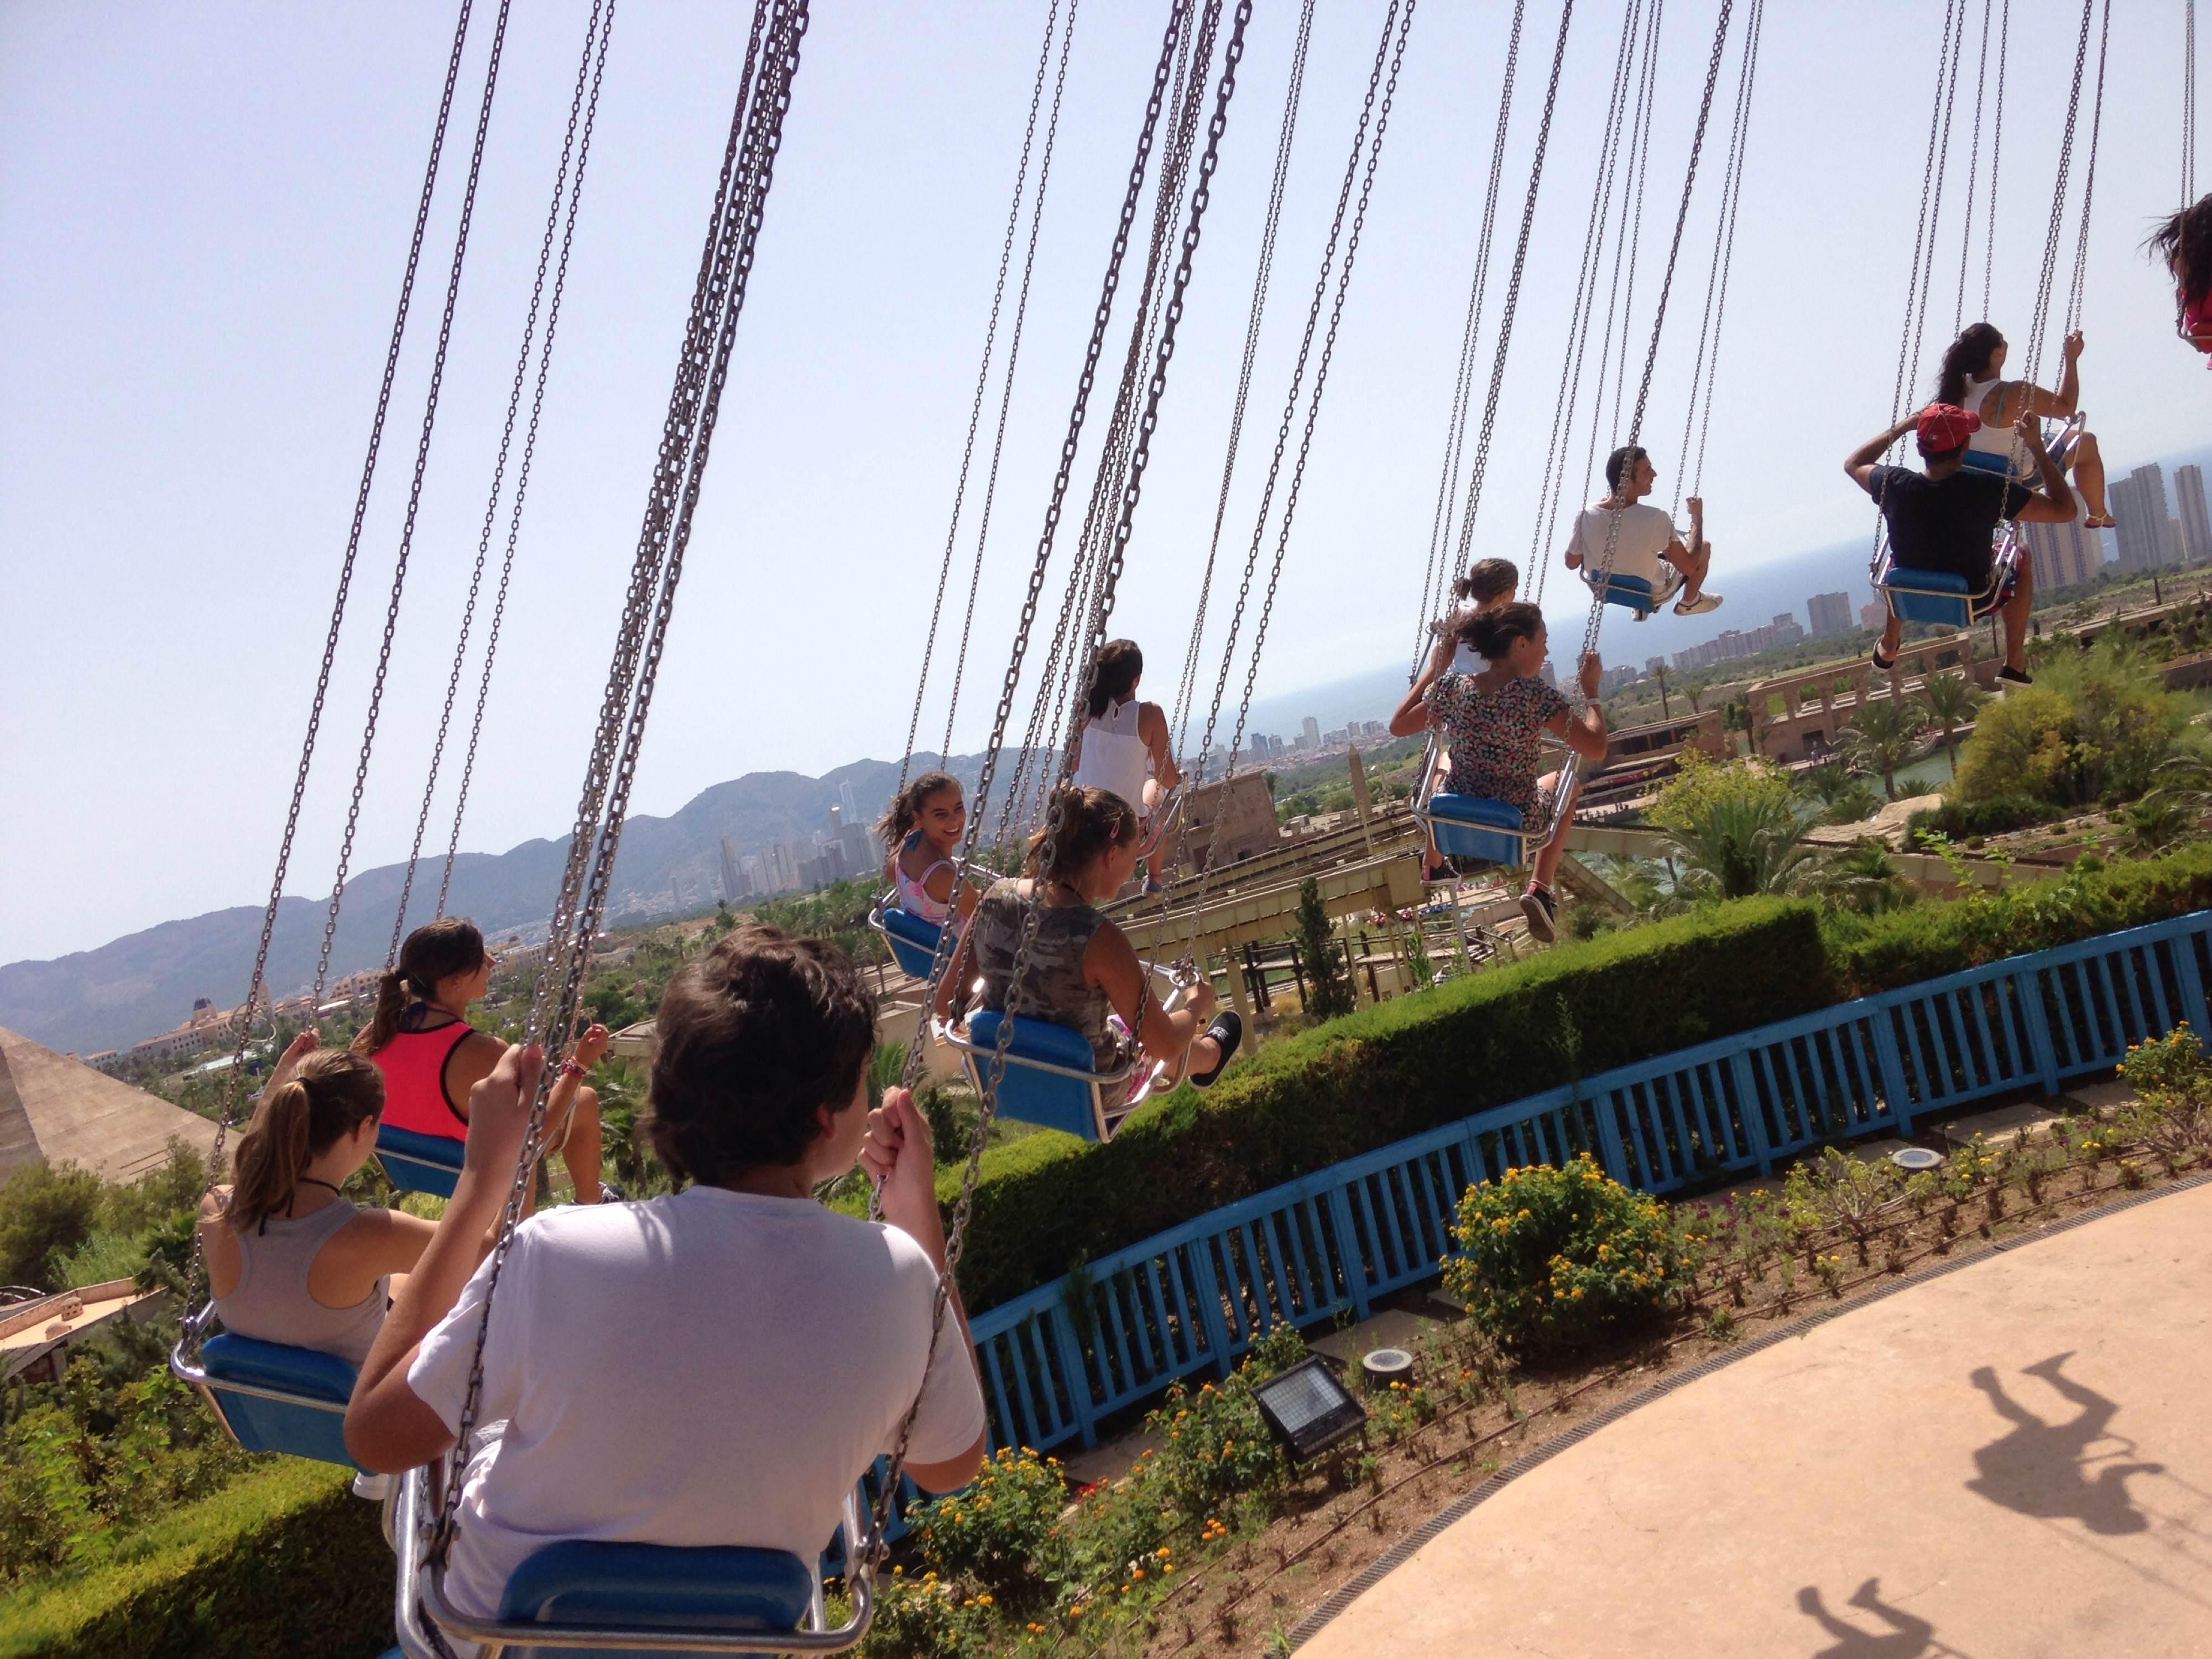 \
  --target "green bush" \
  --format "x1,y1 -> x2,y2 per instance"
910,1447 -> 1068,1599
0,1459 -> 390,1659
946,899 -> 1831,1312
1953,638 -> 2197,810
1442,1155 -> 1693,1355
1906,794 -> 2064,842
